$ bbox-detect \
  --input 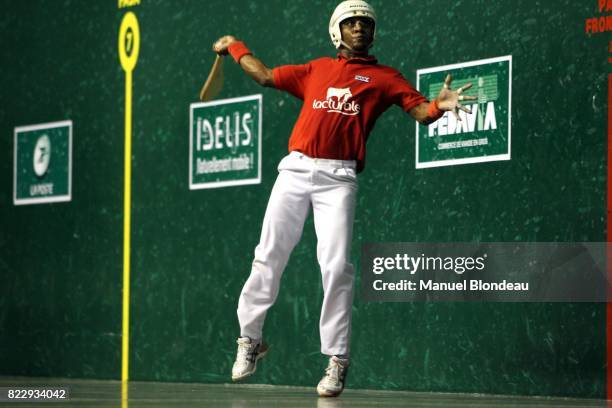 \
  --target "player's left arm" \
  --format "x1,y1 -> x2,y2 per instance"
409,74 -> 477,125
